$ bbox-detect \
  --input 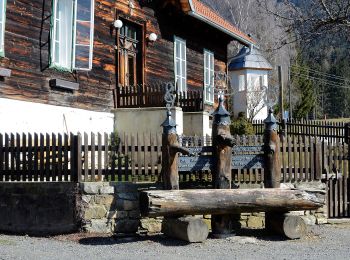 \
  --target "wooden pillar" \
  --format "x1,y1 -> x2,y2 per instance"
263,109 -> 306,239
263,108 -> 281,189
211,95 -> 235,236
160,110 -> 208,242
161,110 -> 189,190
